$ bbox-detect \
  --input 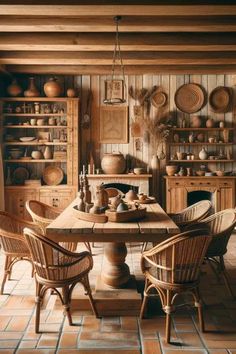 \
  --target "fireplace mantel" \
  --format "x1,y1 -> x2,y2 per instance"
87,174 -> 152,198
